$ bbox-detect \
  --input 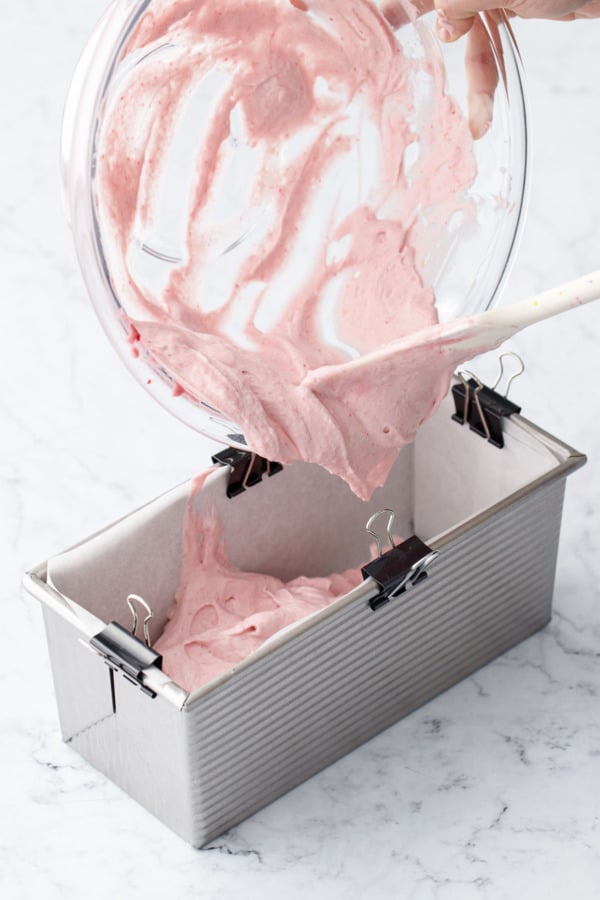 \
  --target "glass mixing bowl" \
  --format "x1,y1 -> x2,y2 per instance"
61,0 -> 528,448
